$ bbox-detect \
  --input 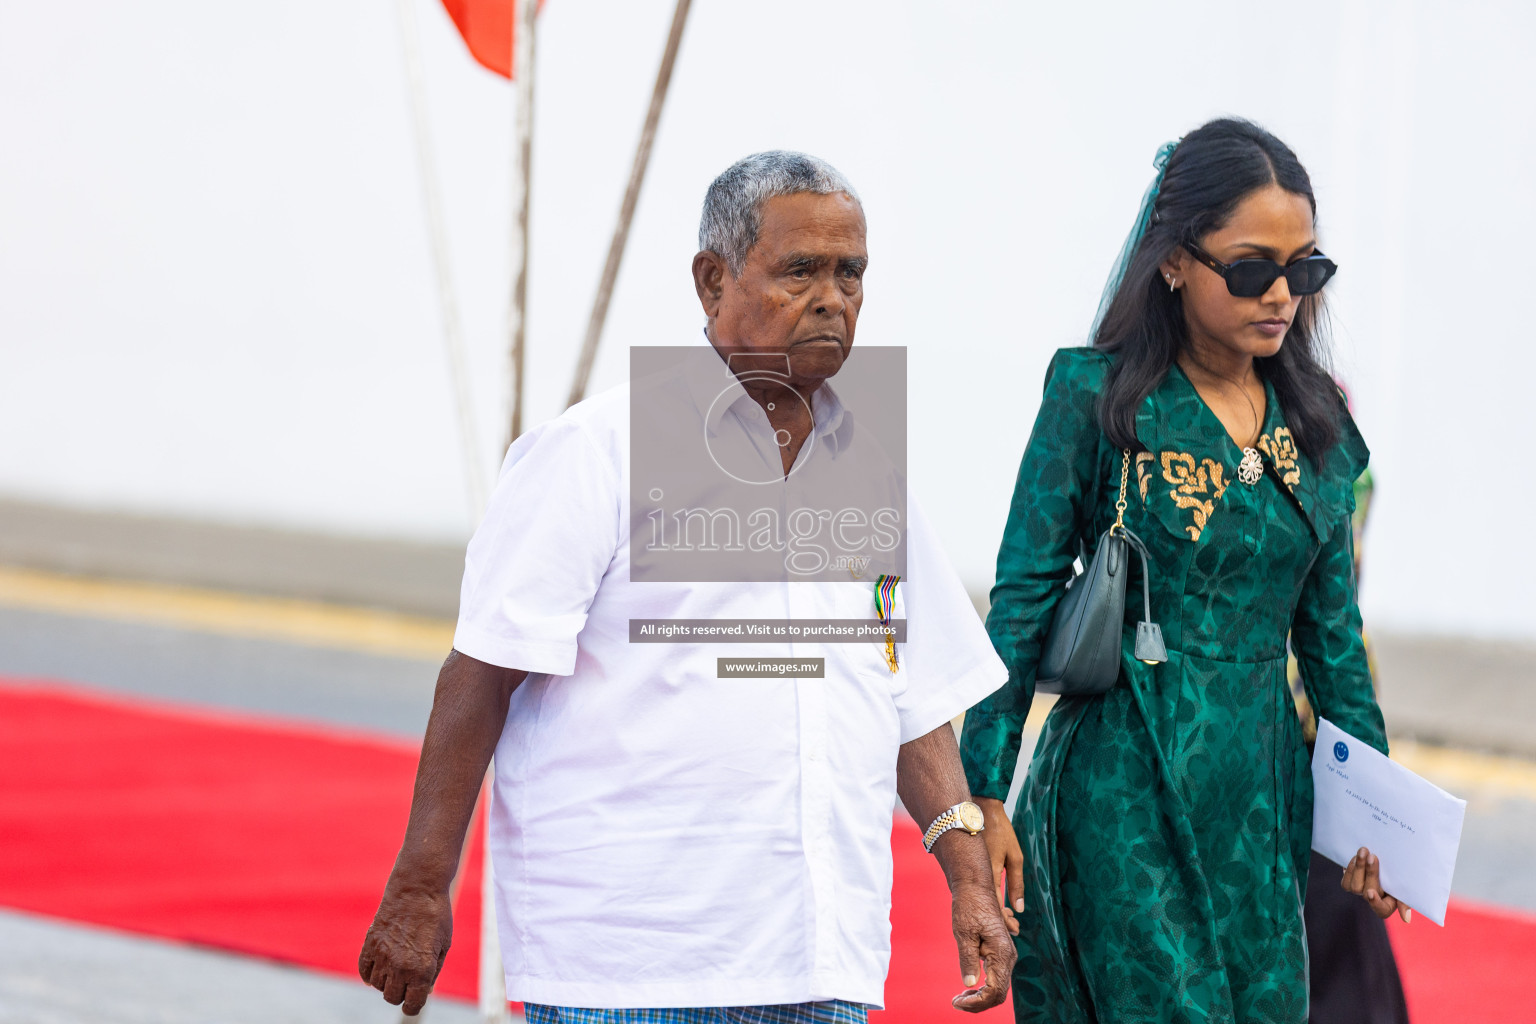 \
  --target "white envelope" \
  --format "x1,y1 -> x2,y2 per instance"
1311,718 -> 1467,926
